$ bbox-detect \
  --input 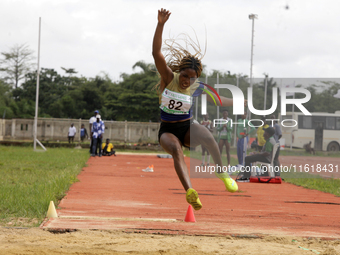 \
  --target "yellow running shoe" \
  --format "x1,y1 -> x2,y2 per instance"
186,188 -> 202,210
215,172 -> 238,193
